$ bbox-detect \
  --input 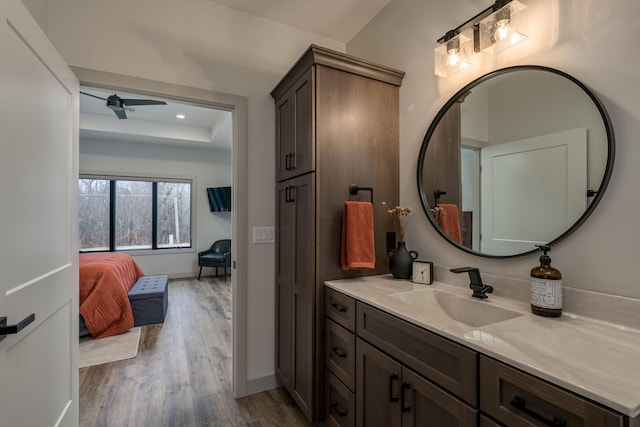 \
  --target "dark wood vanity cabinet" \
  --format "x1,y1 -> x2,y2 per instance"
480,356 -> 625,427
324,286 -> 638,427
325,288 -> 477,427
272,46 -> 404,422
355,301 -> 477,427
357,338 -> 477,427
